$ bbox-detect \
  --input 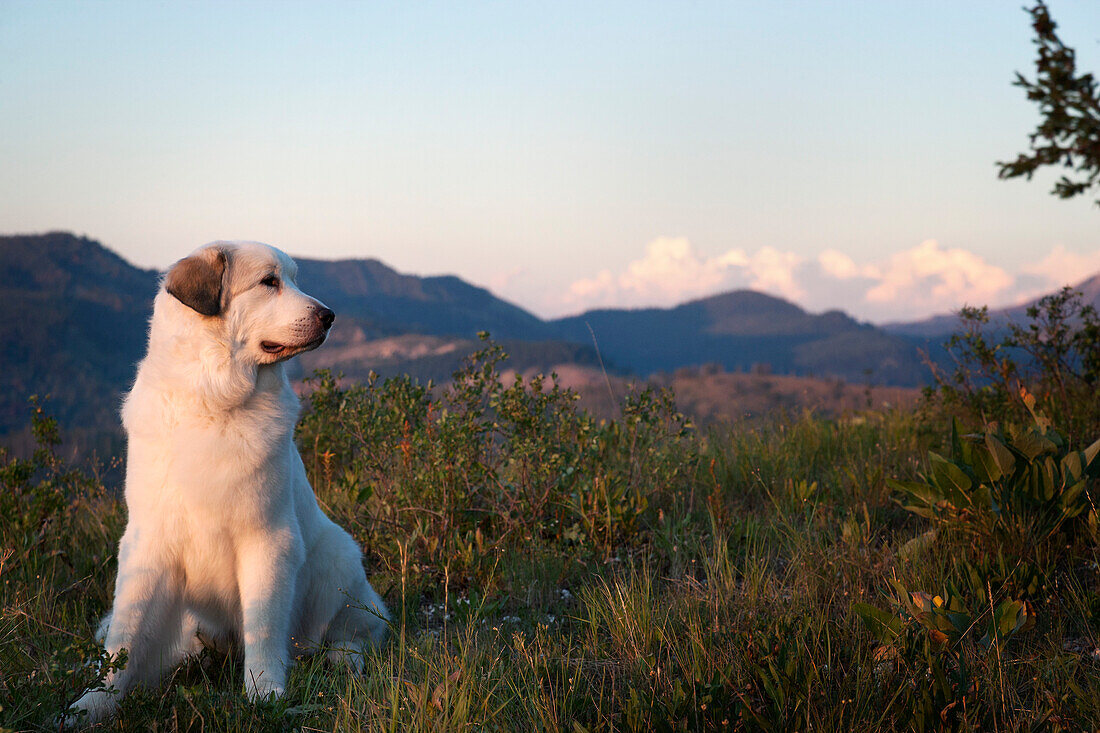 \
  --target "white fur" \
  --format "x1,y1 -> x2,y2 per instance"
66,242 -> 388,726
